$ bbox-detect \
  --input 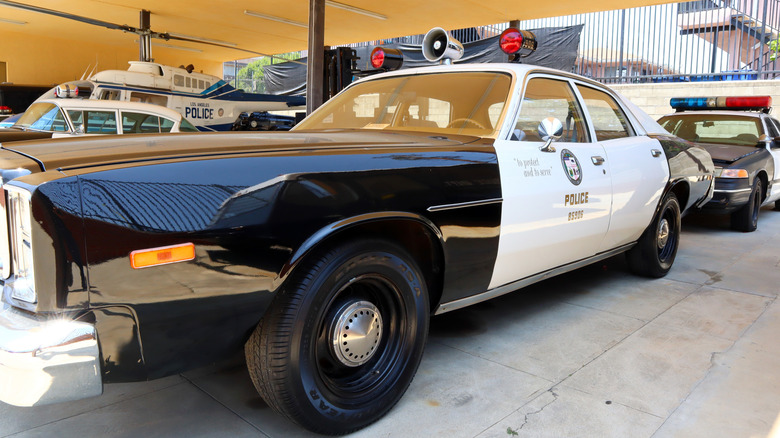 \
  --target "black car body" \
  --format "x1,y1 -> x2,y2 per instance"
659,98 -> 780,231
0,63 -> 713,434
